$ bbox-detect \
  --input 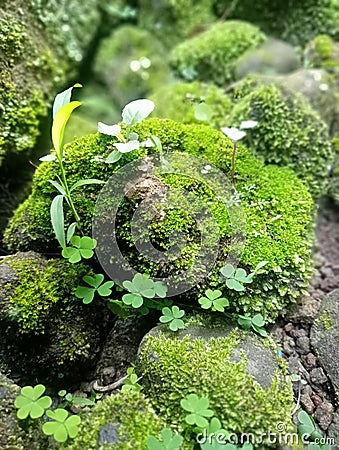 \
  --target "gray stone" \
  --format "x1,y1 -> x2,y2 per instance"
314,401 -> 334,431
235,38 -> 301,79
310,367 -> 328,386
296,336 -> 310,355
310,289 -> 339,392
328,411 -> 339,446
98,423 -> 120,445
